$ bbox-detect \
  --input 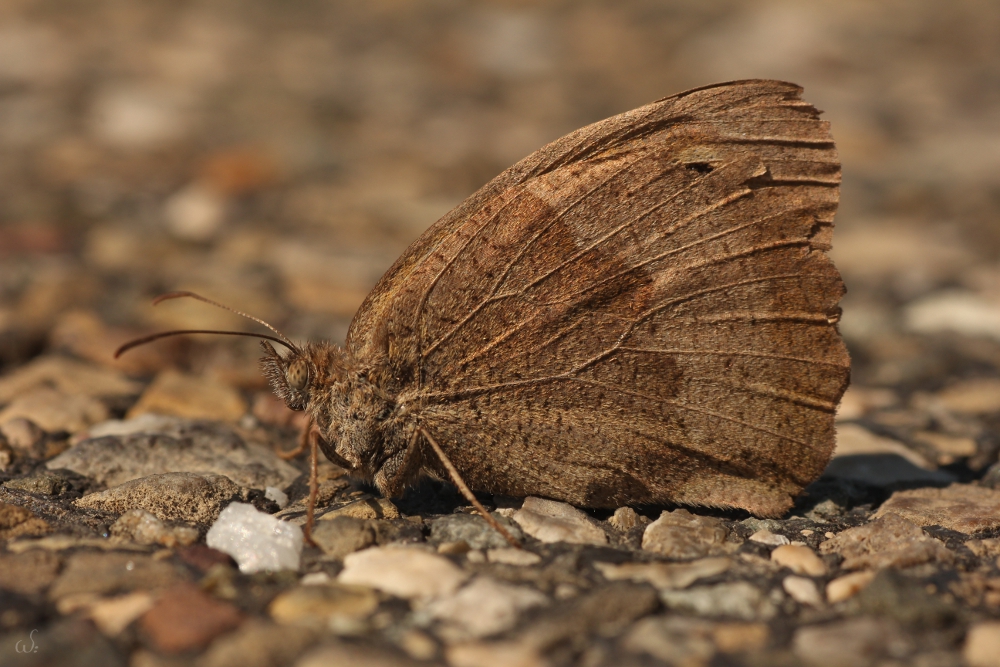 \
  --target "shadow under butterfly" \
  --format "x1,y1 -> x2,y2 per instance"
117,79 -> 851,546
